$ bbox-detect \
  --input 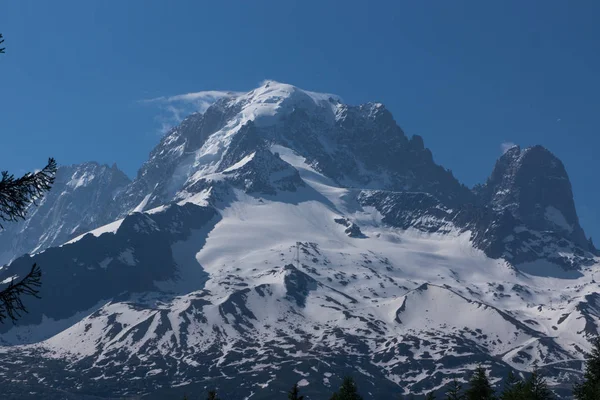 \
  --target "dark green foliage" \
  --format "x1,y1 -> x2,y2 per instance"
465,366 -> 495,400
0,158 -> 57,226
288,383 -> 304,400
0,158 -> 56,324
330,376 -> 363,400
425,391 -> 436,400
0,33 -> 4,53
0,263 -> 42,323
499,368 -> 553,400
446,378 -> 465,400
207,389 -> 220,400
574,337 -> 600,400
524,368 -> 553,400
500,371 -> 526,400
